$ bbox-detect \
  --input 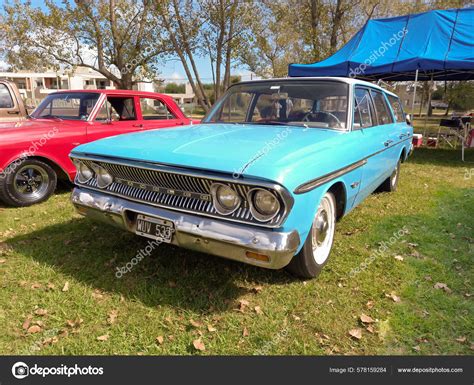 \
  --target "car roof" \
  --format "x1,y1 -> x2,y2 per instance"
50,89 -> 175,100
235,76 -> 398,96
